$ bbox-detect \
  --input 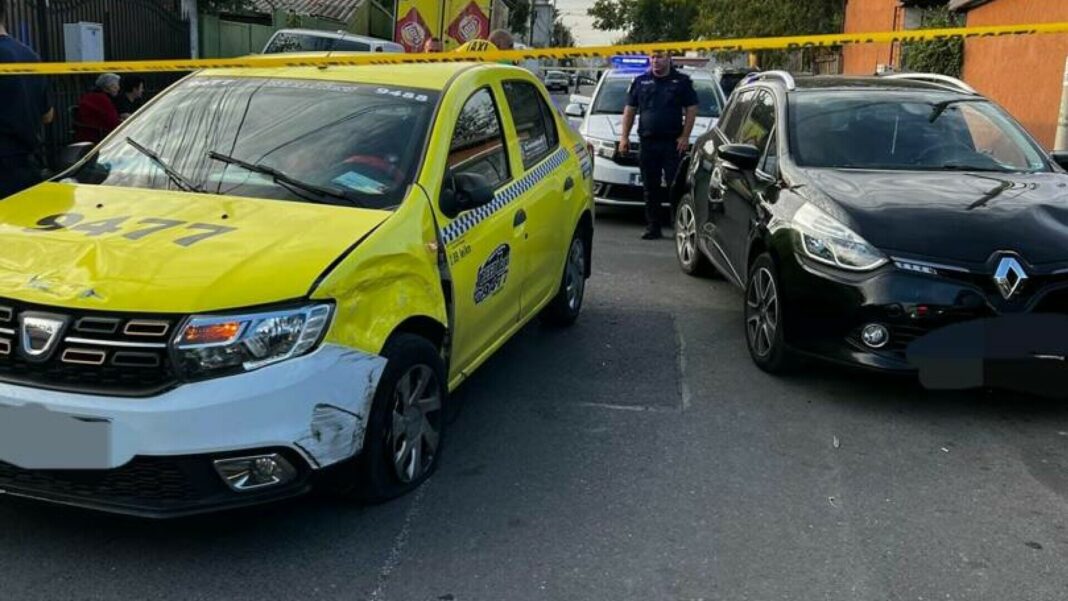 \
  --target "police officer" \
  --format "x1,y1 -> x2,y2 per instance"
619,51 -> 698,240
0,0 -> 53,199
